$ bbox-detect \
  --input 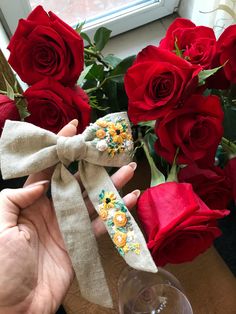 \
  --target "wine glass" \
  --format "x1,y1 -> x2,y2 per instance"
118,267 -> 193,314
